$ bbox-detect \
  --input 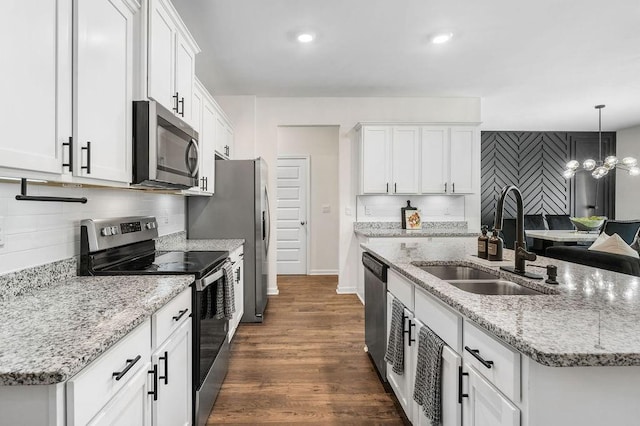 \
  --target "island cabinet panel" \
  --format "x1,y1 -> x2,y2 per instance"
462,364 -> 520,426
388,268 -> 414,311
